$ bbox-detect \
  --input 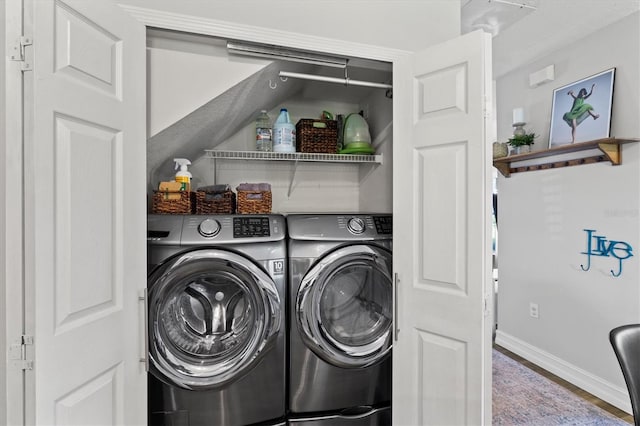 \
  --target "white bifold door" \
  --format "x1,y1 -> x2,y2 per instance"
392,30 -> 493,425
25,0 -> 147,425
